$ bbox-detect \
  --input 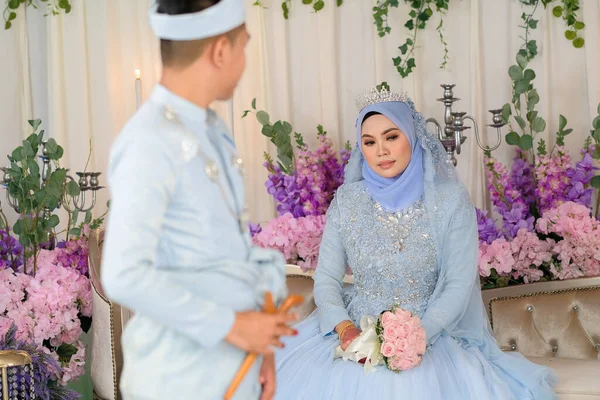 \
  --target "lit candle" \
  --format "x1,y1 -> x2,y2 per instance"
135,69 -> 142,109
